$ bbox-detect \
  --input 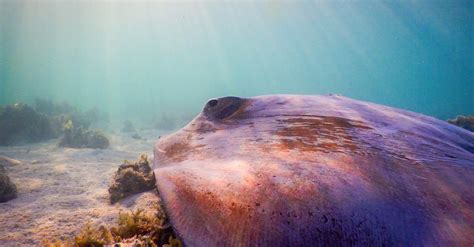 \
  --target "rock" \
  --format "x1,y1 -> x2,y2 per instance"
0,156 -> 22,166
131,133 -> 142,140
85,131 -> 110,149
58,120 -> 109,149
0,100 -> 109,146
0,103 -> 55,145
109,154 -> 156,203
0,163 -> 17,203
448,115 -> 474,132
